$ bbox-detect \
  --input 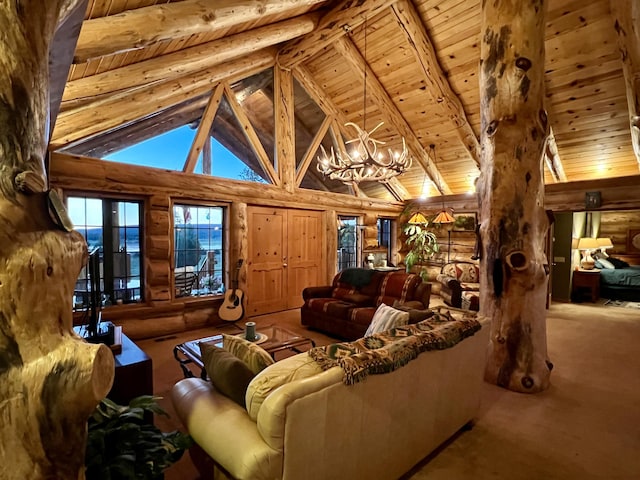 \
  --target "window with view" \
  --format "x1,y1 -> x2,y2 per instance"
377,218 -> 395,264
337,216 -> 359,272
173,204 -> 225,298
68,196 -> 143,308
